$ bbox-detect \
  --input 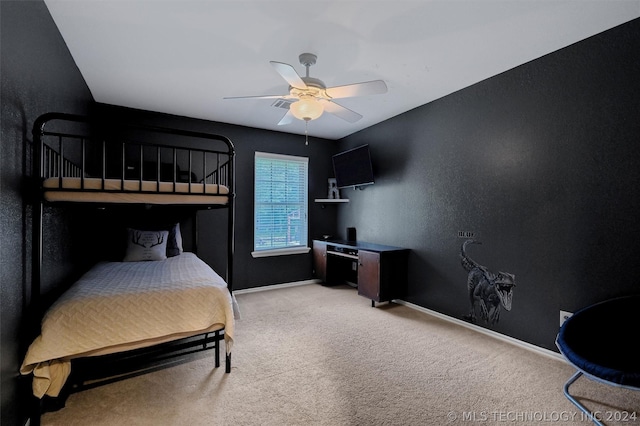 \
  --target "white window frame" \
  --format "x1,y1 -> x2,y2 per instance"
252,152 -> 310,258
